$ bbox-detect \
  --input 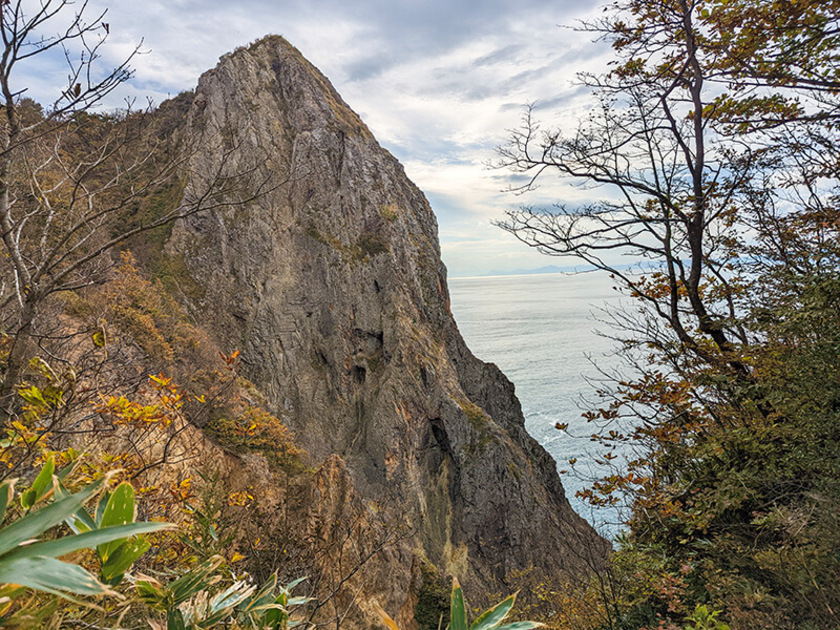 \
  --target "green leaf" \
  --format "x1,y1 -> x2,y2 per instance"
287,595 -> 313,606
42,384 -> 64,407
97,482 -> 136,561
21,457 -> 54,510
200,581 -> 255,626
238,574 -> 278,613
0,555 -> 115,601
95,490 -> 110,527
470,594 -> 515,630
0,481 -> 15,525
136,578 -> 167,608
55,478 -> 97,534
262,608 -> 285,628
3,521 -> 168,562
167,608 -> 187,630
55,461 -> 77,483
169,556 -> 223,605
98,482 -> 135,528
242,603 -> 285,622
100,537 -> 151,585
450,577 -> 467,630
0,478 -> 103,556
67,506 -> 96,535
20,490 -> 36,511
285,576 -> 308,593
494,622 -> 545,630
